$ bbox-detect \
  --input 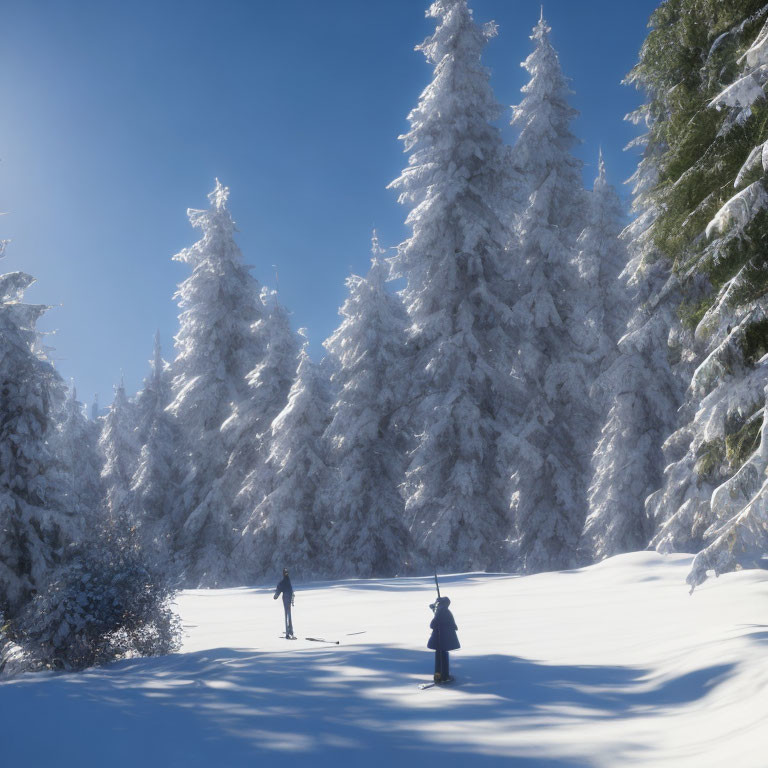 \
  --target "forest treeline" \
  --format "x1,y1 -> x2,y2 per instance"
1,0 -> 767,671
